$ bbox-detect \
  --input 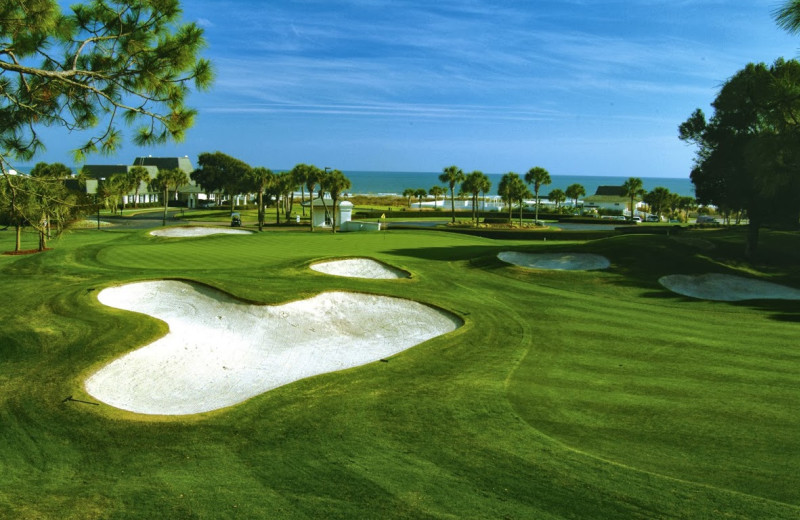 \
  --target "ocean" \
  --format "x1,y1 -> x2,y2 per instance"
10,164 -> 694,198
341,171 -> 695,198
